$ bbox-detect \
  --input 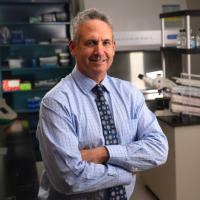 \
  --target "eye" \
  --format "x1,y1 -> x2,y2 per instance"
103,40 -> 112,46
85,40 -> 96,47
